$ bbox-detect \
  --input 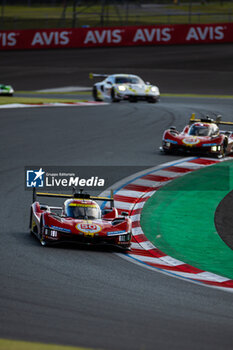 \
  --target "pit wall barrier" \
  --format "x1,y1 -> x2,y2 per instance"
0,22 -> 232,50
